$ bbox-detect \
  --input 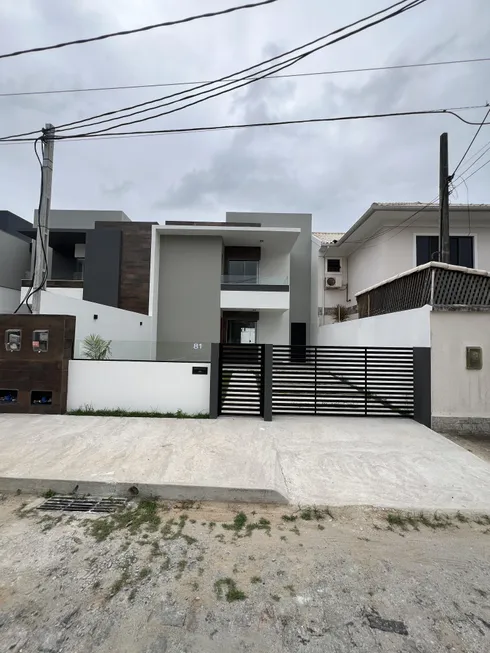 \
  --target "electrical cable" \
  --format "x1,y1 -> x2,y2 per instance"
451,106 -> 490,176
0,0 -> 280,60
1,105 -> 489,146
1,55 -> 489,99
0,0 -> 434,142
13,138 -> 45,313
53,0 -> 427,137
50,107 -> 490,142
